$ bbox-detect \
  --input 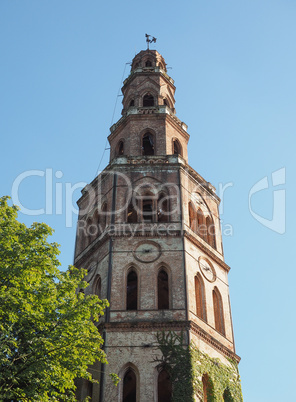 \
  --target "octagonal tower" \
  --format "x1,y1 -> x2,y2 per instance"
75,48 -> 242,402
